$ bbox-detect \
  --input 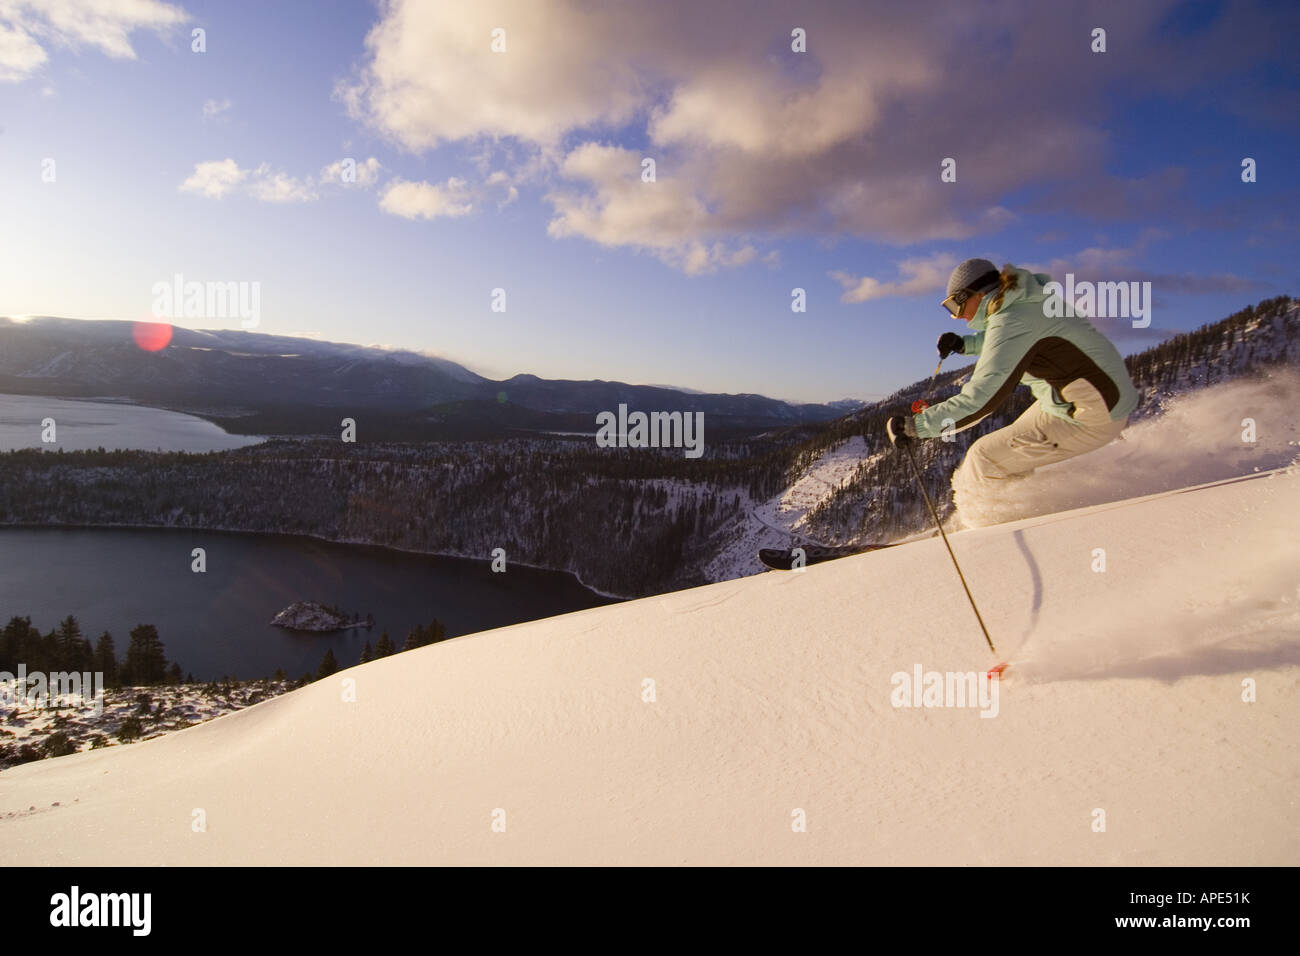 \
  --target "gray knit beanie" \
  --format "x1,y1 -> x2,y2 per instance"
946,258 -> 1001,297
